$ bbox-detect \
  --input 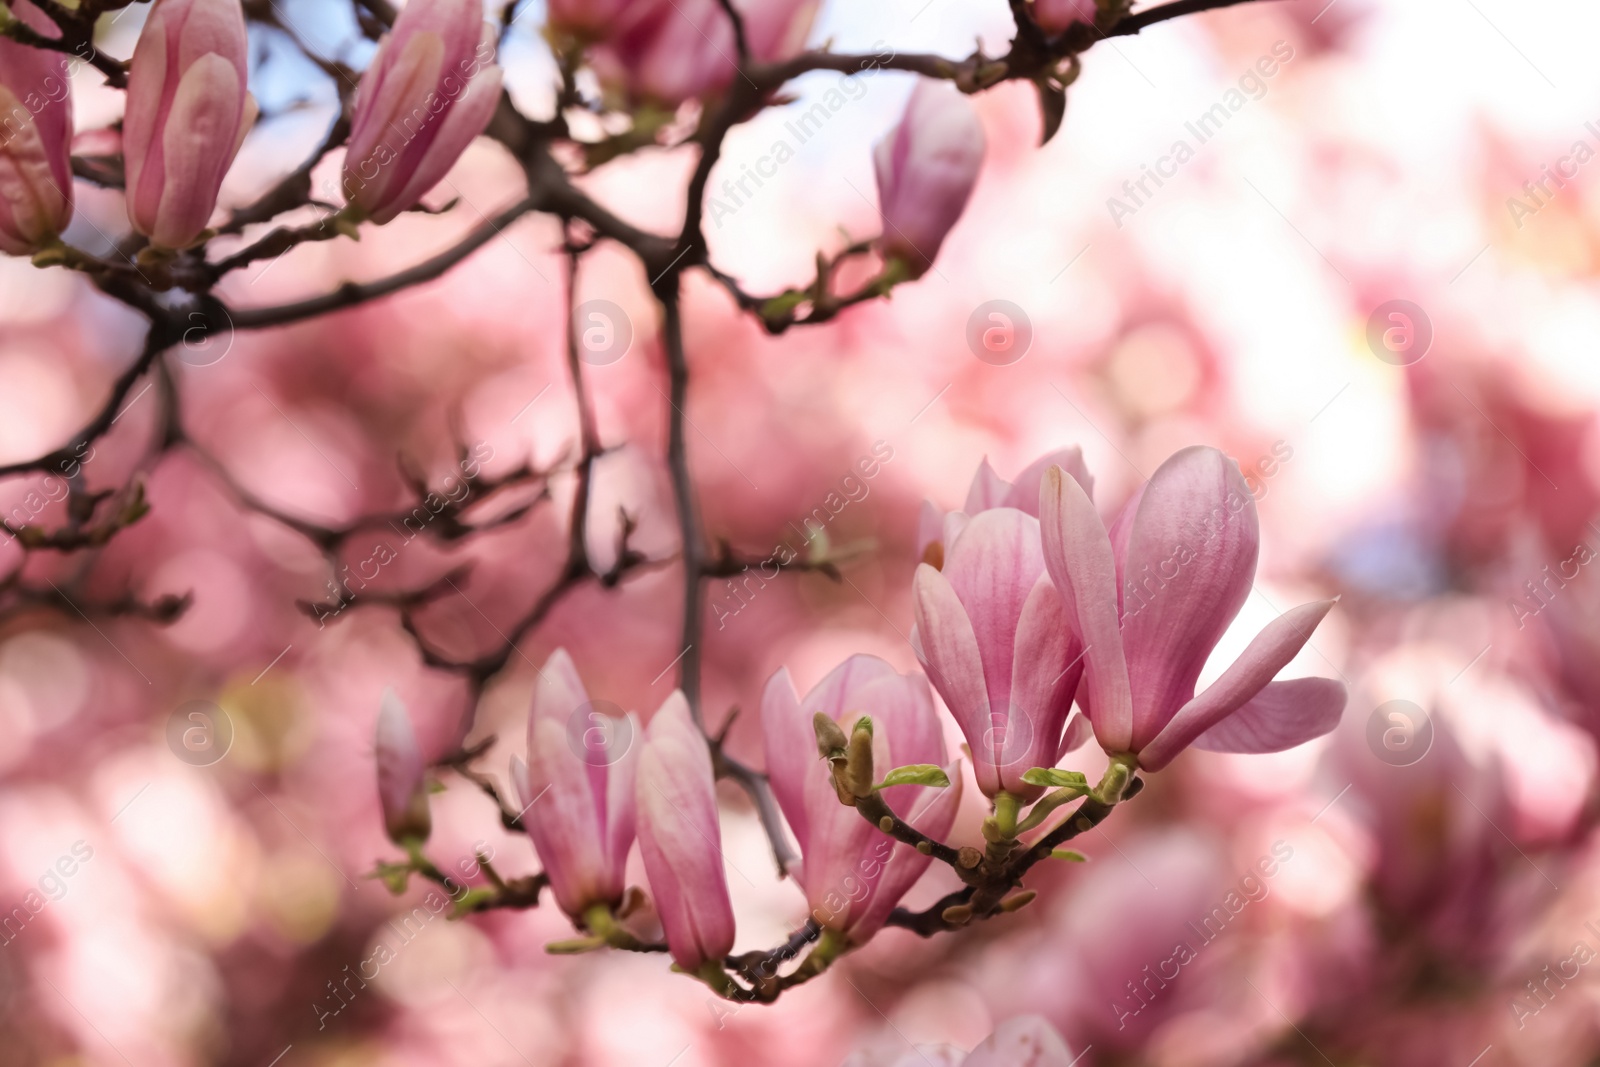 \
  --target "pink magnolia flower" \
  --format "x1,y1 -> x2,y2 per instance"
513,649 -> 639,920
911,462 -> 1096,798
344,0 -> 503,224
1040,445 -> 1346,771
761,655 -> 962,944
635,691 -> 736,972
917,447 -> 1095,567
123,0 -> 255,249
873,80 -> 986,279
588,0 -> 817,108
1030,0 -> 1099,34
375,688 -> 431,843
0,3 -> 74,256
